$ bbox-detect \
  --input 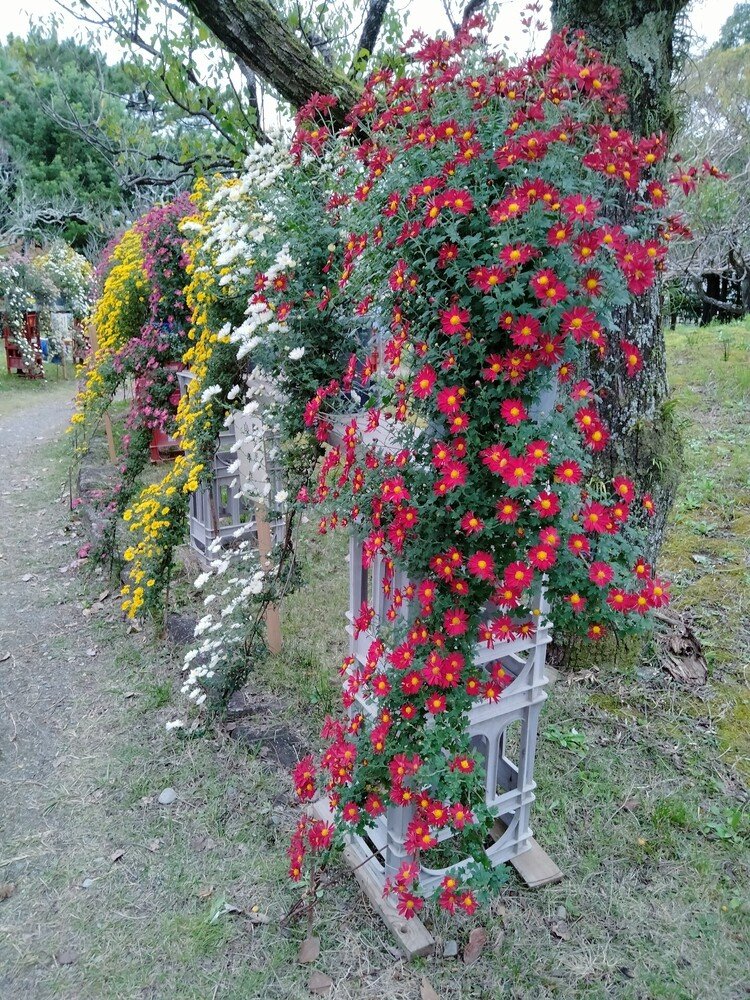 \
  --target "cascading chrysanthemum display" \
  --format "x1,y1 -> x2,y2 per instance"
283,22 -> 712,917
